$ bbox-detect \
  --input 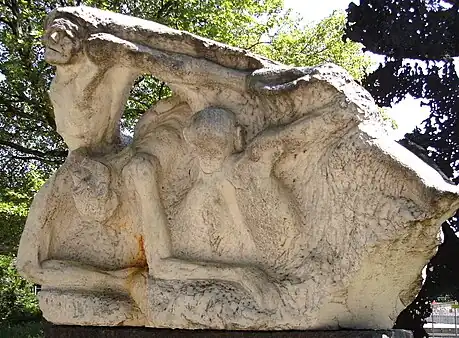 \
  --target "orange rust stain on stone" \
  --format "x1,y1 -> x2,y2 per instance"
135,235 -> 148,267
124,266 -> 147,295
117,222 -> 128,230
